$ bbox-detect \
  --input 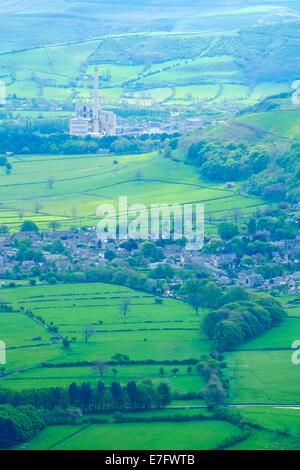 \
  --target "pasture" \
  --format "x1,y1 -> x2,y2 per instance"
4,364 -> 206,393
0,151 -> 264,230
226,350 -> 300,404
17,403 -> 300,450
236,109 -> 300,138
239,407 -> 300,436
228,429 -> 298,451
0,310 -> 49,348
19,421 -> 241,450
0,282 -> 208,392
235,318 -> 300,350
1,281 -> 300,450
225,304 -> 300,405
